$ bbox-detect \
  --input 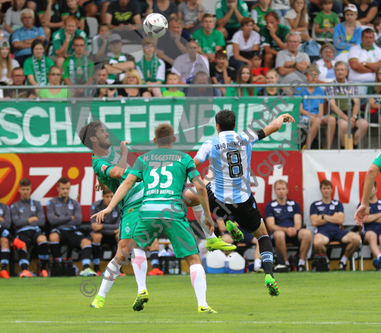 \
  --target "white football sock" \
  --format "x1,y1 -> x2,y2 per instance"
193,205 -> 215,239
254,259 -> 262,270
98,259 -> 121,298
285,261 -> 290,266
340,255 -> 348,264
132,248 -> 147,293
189,263 -> 208,308
378,254 -> 381,260
298,259 -> 305,266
